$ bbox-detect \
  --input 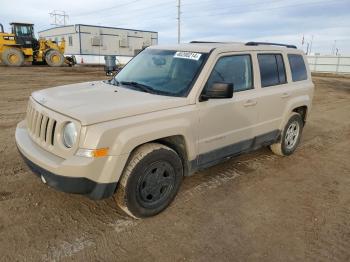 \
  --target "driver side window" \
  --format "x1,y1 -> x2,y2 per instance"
206,55 -> 253,92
